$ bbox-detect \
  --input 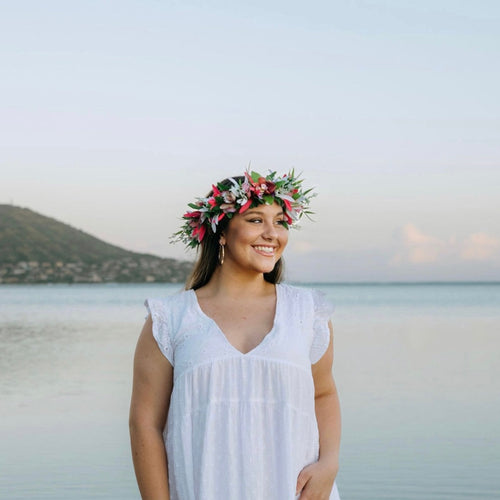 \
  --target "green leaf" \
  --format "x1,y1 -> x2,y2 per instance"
250,171 -> 261,182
